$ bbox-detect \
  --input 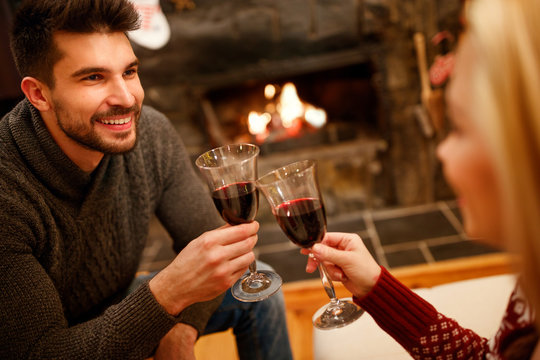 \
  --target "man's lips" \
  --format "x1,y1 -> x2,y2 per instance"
95,114 -> 134,131
97,115 -> 131,125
